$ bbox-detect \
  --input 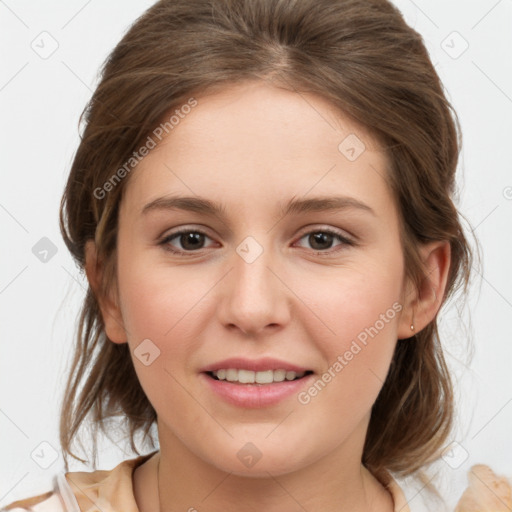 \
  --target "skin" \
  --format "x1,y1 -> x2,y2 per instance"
85,80 -> 450,512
